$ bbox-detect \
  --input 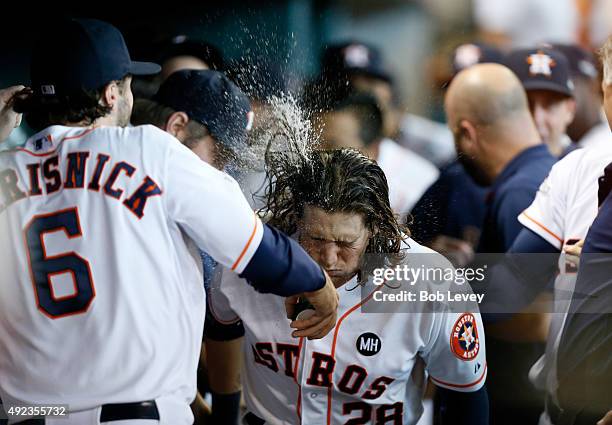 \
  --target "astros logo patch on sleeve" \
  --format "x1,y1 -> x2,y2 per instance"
450,313 -> 480,361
